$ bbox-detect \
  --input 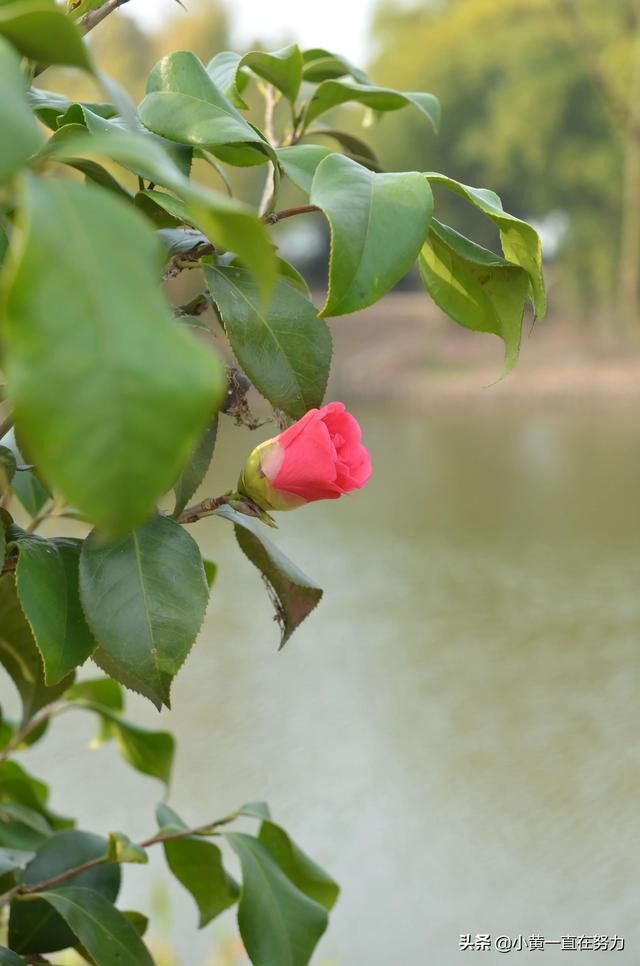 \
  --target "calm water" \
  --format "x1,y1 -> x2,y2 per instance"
11,401 -> 640,964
